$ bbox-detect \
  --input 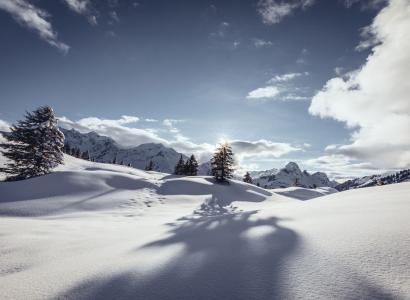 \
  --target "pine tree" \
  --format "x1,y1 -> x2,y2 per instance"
243,172 -> 253,184
63,143 -> 71,154
112,156 -> 117,164
145,160 -> 154,171
81,150 -> 90,161
186,154 -> 198,176
75,148 -> 81,158
174,155 -> 185,175
211,142 -> 234,182
0,106 -> 64,181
